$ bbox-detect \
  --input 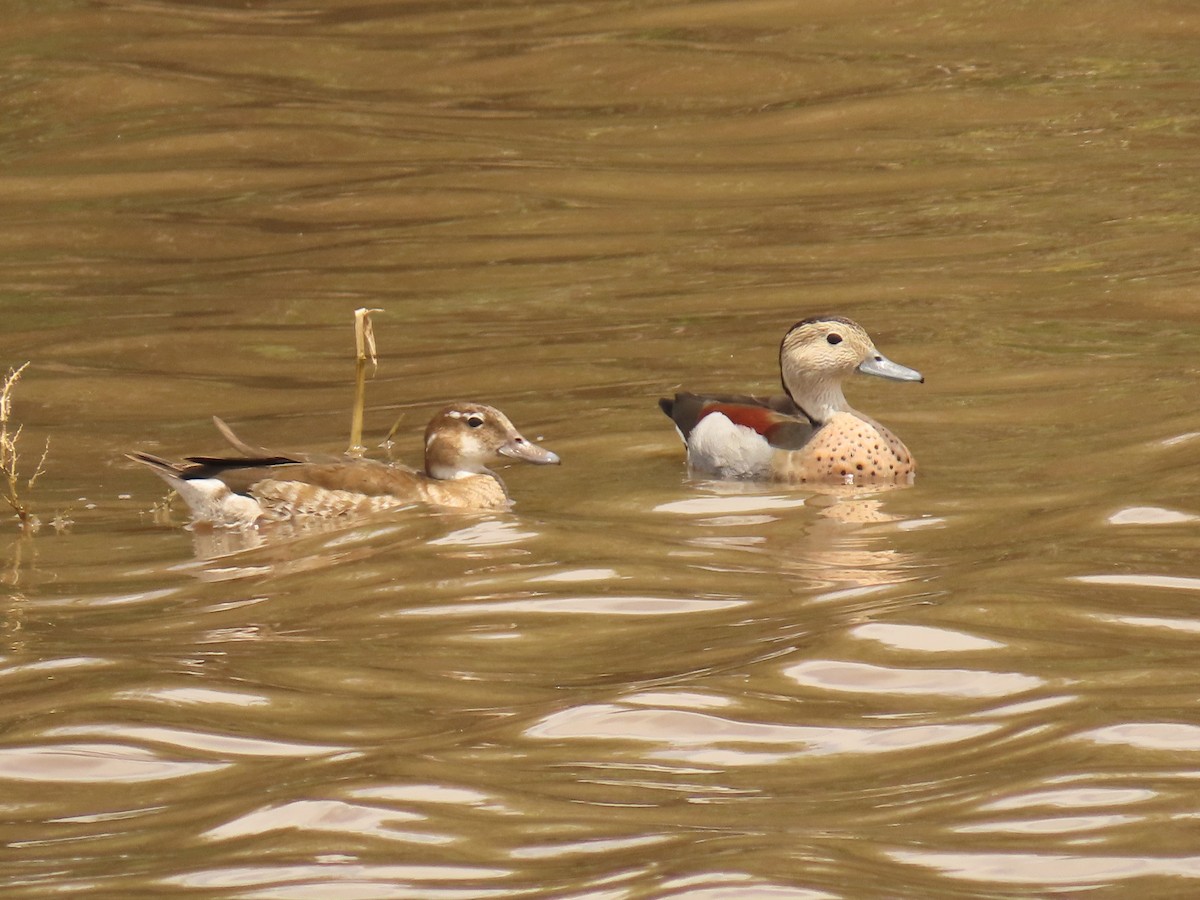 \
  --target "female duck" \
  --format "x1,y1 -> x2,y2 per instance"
128,403 -> 560,527
659,316 -> 922,485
